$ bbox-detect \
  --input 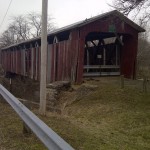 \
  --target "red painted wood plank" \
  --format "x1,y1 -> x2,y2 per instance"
76,39 -> 84,83
50,44 -> 54,82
